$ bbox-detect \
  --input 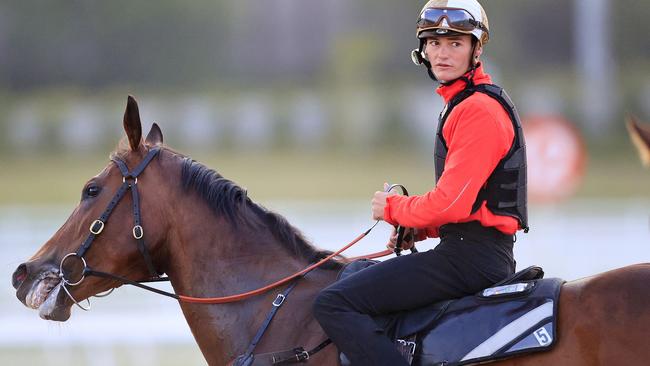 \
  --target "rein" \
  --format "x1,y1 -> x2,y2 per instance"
79,223 -> 379,304
177,222 -> 378,304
